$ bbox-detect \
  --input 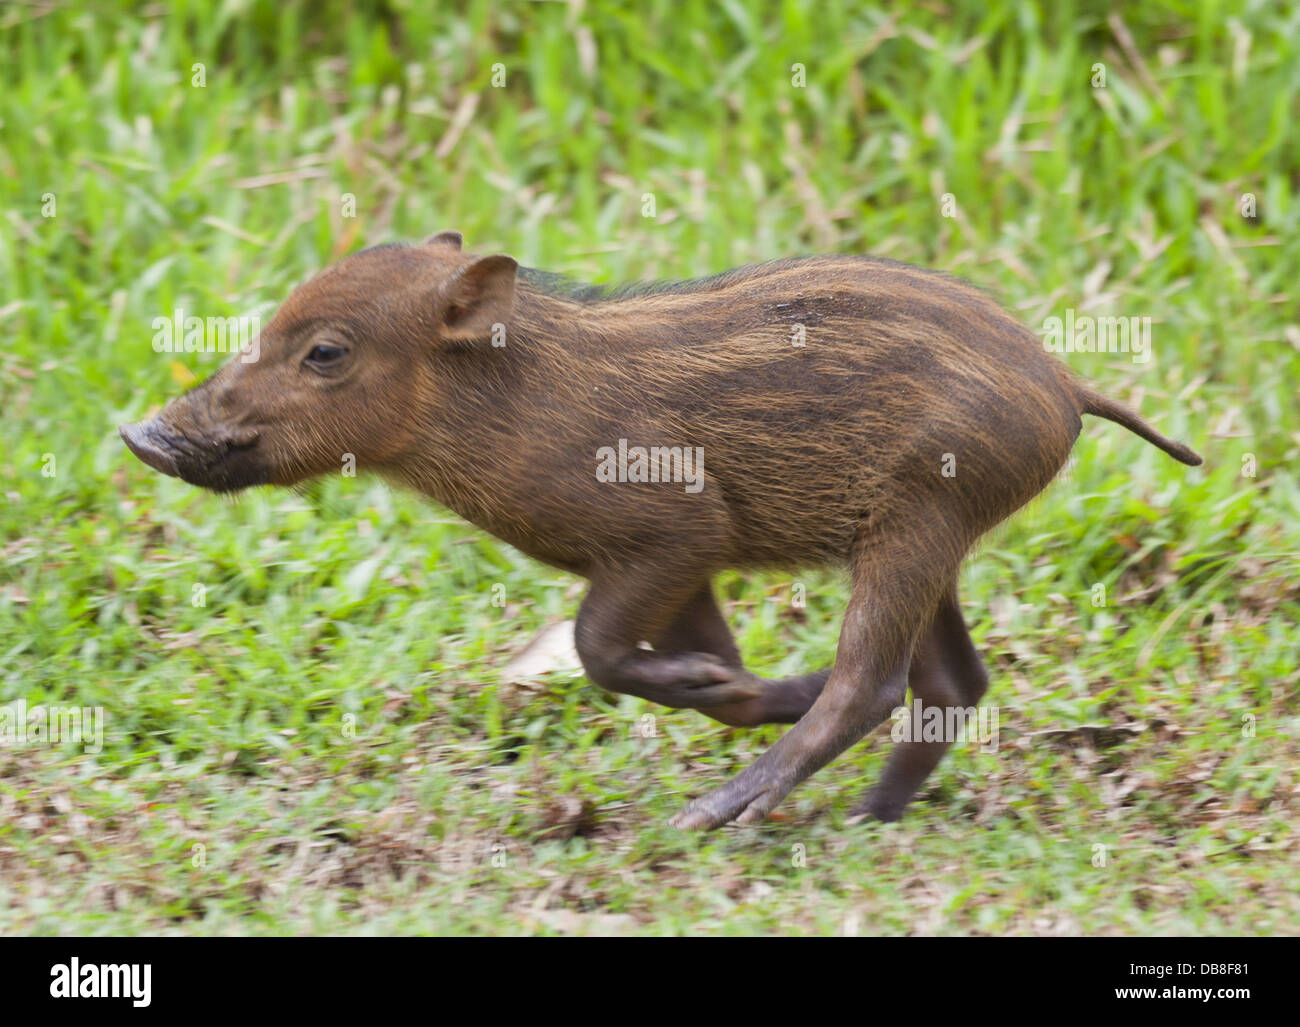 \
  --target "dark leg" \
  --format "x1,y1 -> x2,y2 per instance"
852,587 -> 988,822
653,582 -> 829,726
671,527 -> 963,830
574,569 -> 761,710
